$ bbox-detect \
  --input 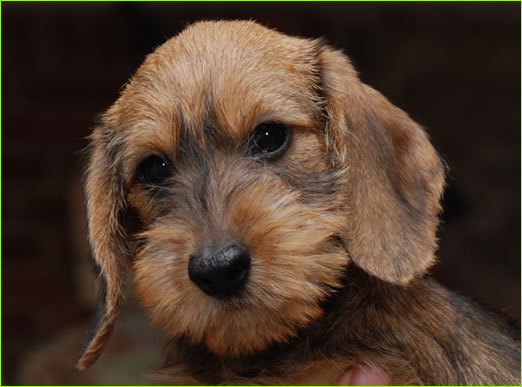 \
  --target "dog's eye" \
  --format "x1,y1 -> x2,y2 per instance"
250,123 -> 291,158
137,155 -> 172,185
